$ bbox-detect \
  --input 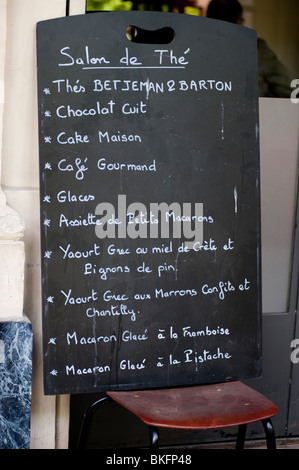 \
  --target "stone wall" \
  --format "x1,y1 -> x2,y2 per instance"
0,0 -> 85,450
